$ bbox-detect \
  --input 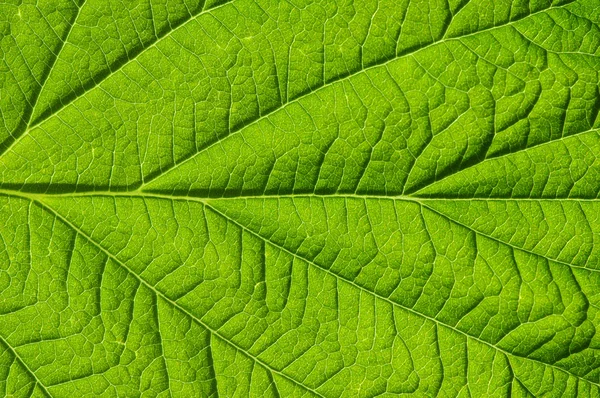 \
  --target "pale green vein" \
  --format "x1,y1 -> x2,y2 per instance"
0,0 -> 235,161
417,200 -> 595,271
0,334 -> 52,398
6,189 -> 600,202
1,188 -> 598,272
0,0 -> 85,160
411,127 -> 600,196
26,0 -> 86,129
